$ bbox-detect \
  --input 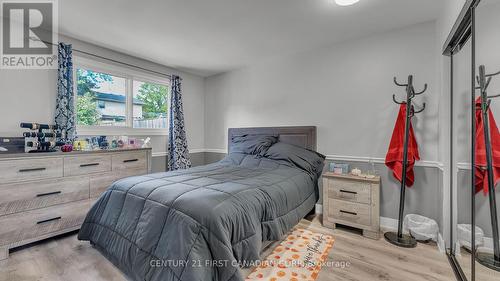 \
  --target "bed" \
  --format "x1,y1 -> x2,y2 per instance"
78,126 -> 324,281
